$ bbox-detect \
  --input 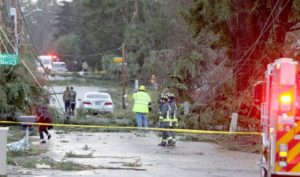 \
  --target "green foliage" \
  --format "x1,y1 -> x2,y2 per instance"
53,0 -> 192,80
184,0 -> 231,39
54,34 -> 81,54
289,1 -> 300,23
0,65 -> 44,117
65,151 -> 93,158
